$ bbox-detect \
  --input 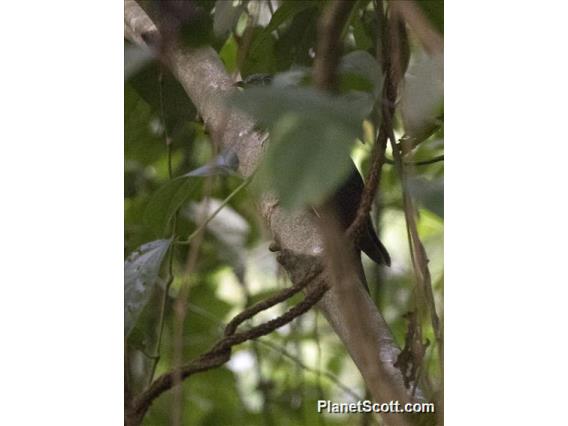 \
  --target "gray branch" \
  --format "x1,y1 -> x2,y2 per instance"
125,2 -> 434,425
